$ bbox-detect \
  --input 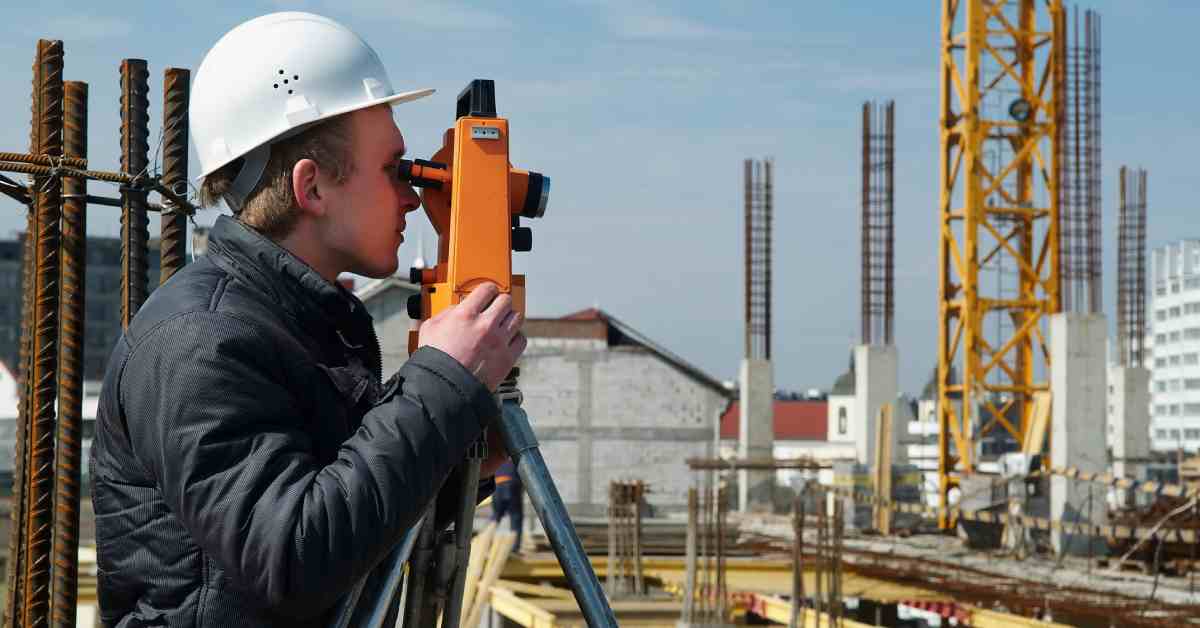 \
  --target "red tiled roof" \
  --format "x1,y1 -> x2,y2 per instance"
720,400 -> 827,441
